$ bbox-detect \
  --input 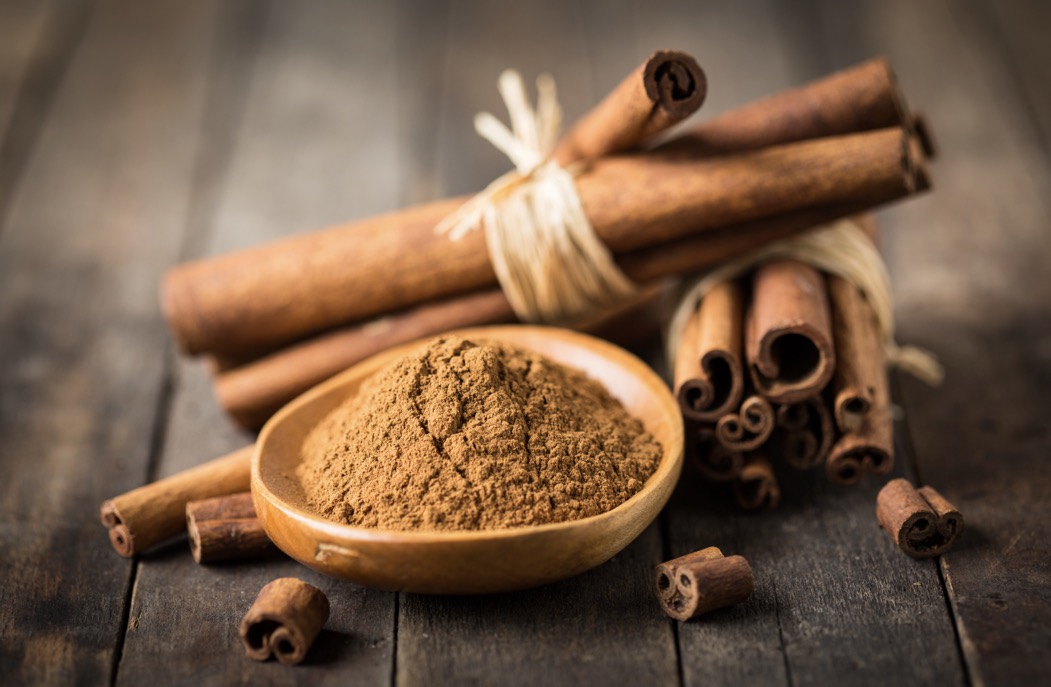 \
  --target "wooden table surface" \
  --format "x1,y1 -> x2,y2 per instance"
2,0 -> 1049,684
